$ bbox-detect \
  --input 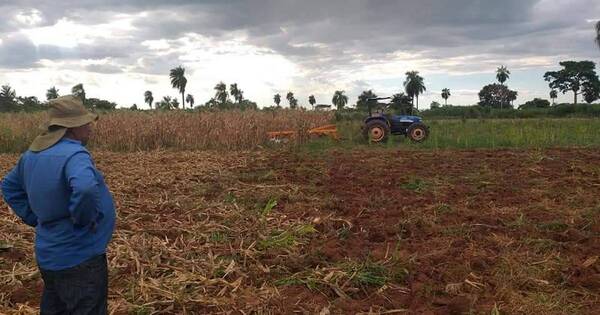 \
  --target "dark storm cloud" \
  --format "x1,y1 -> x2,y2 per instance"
0,0 -> 598,74
0,35 -> 39,68
0,34 -> 137,69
